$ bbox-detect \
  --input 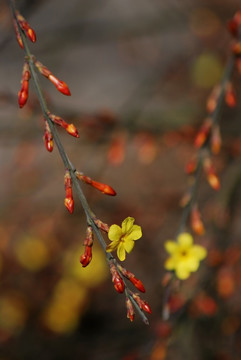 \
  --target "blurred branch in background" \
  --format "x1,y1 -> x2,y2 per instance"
0,0 -> 241,359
